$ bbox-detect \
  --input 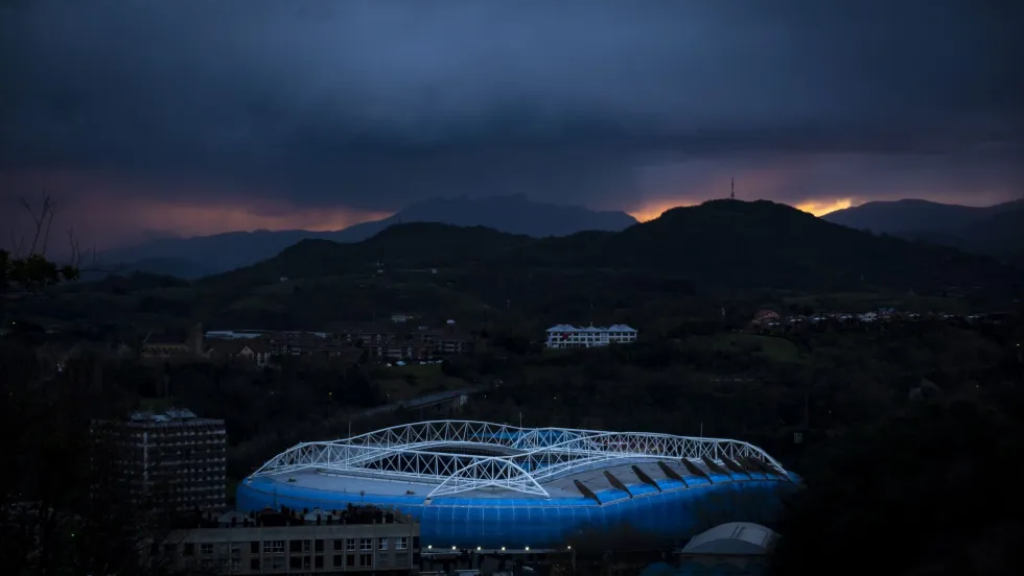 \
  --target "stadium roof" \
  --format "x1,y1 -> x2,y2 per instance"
250,421 -> 789,500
